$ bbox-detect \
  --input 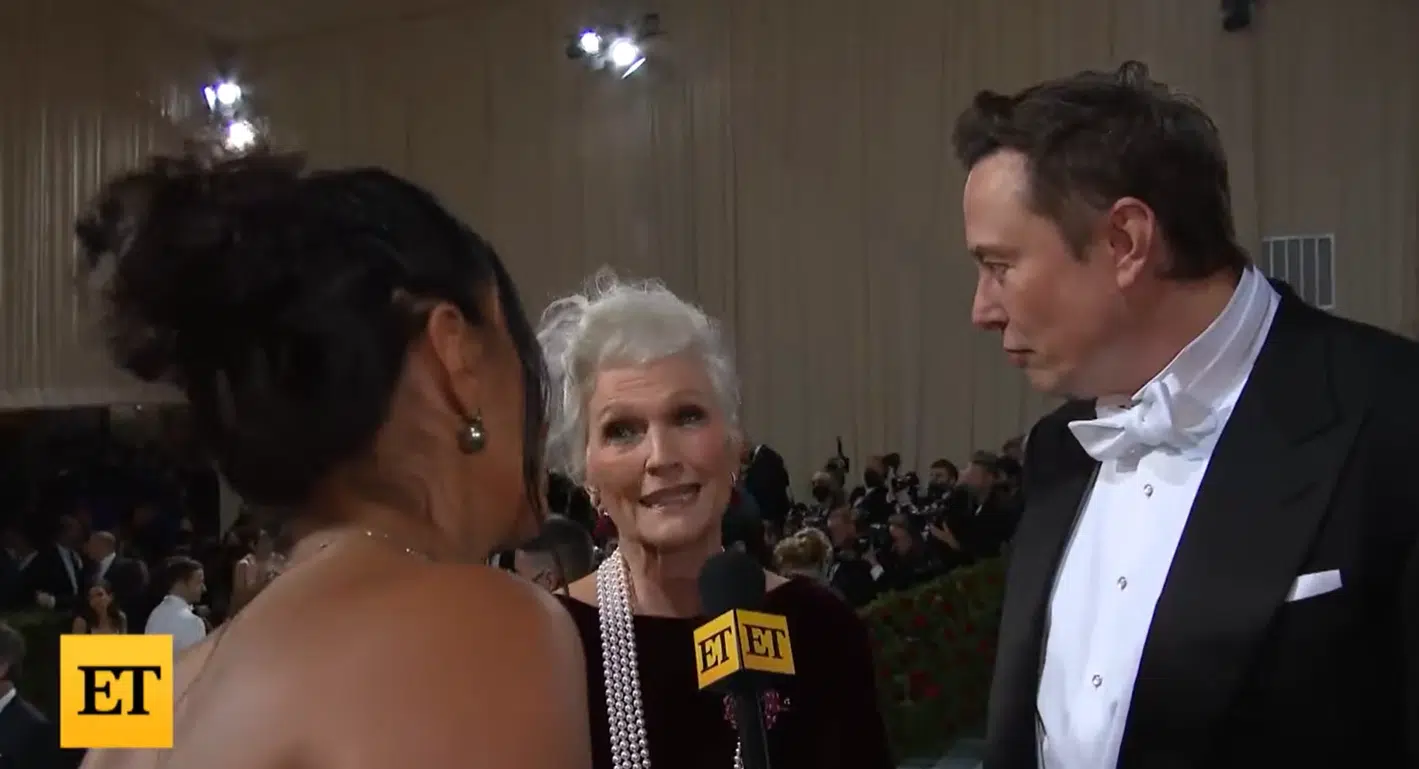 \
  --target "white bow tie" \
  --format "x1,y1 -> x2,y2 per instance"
1068,379 -> 1219,462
